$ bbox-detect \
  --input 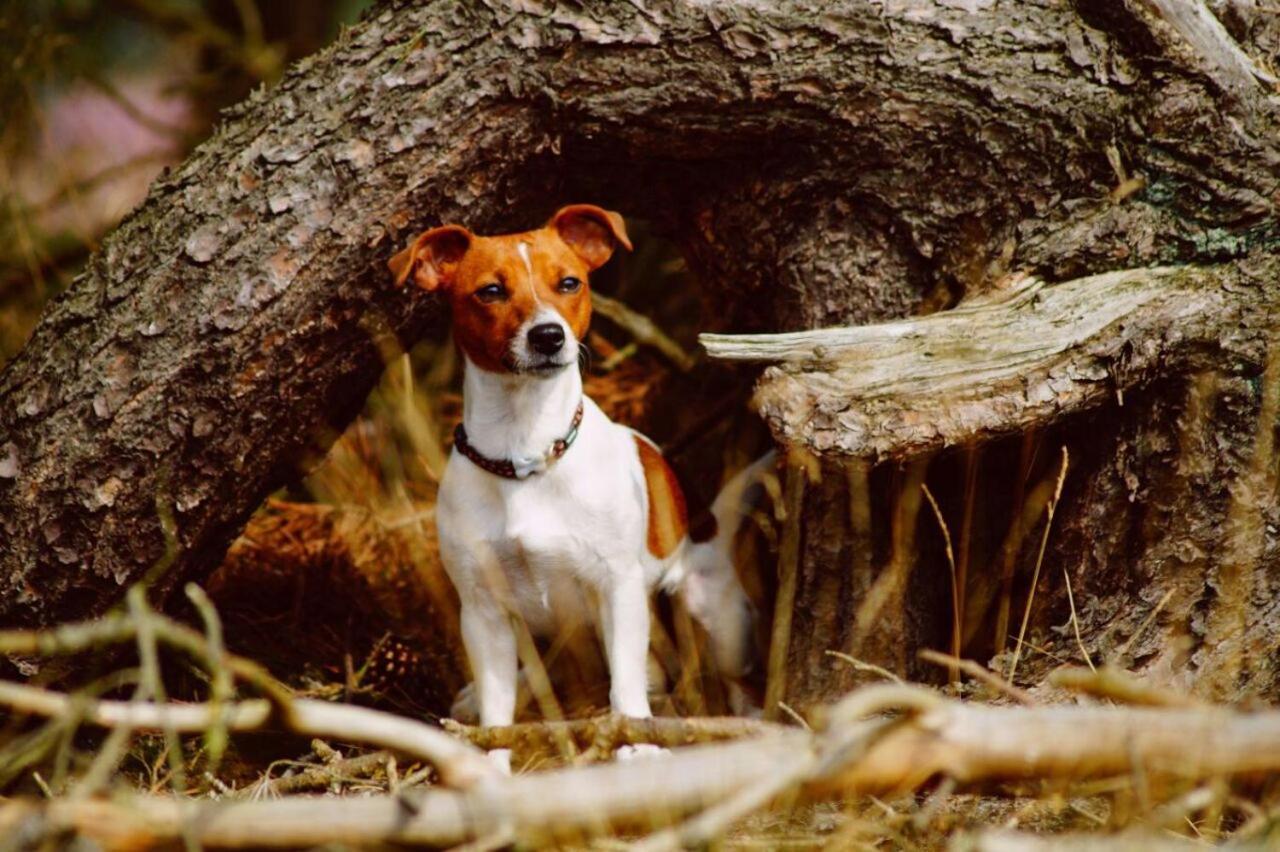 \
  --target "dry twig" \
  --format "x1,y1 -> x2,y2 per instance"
1049,666 -> 1204,709
443,714 -> 779,755
955,829 -> 1203,851
0,610 -> 294,714
234,750 -> 395,799
921,483 -> 961,683
917,650 -> 1033,705
590,292 -> 696,372
825,651 -> 904,686
1007,447 -> 1069,683
0,681 -> 495,788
